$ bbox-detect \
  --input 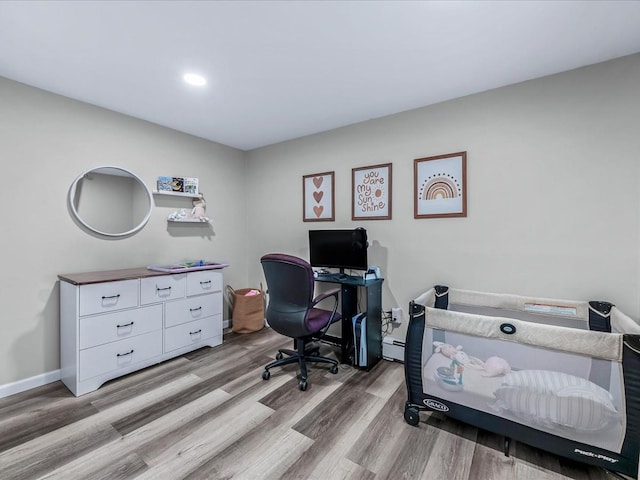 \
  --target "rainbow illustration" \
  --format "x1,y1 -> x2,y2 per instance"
419,174 -> 461,201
